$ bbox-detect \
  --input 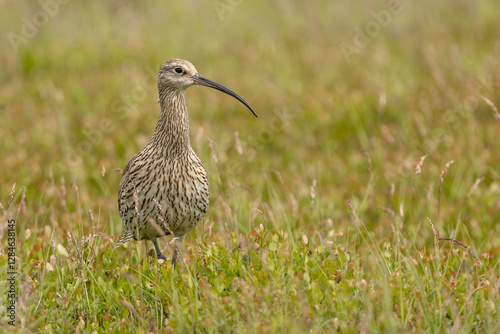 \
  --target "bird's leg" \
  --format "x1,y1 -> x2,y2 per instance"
171,244 -> 180,269
152,238 -> 167,261
171,235 -> 186,269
